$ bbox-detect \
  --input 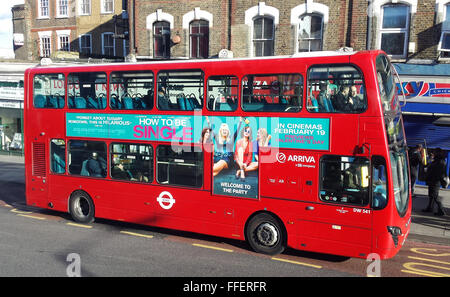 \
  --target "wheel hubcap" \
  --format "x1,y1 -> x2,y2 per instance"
74,197 -> 90,218
256,223 -> 279,247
